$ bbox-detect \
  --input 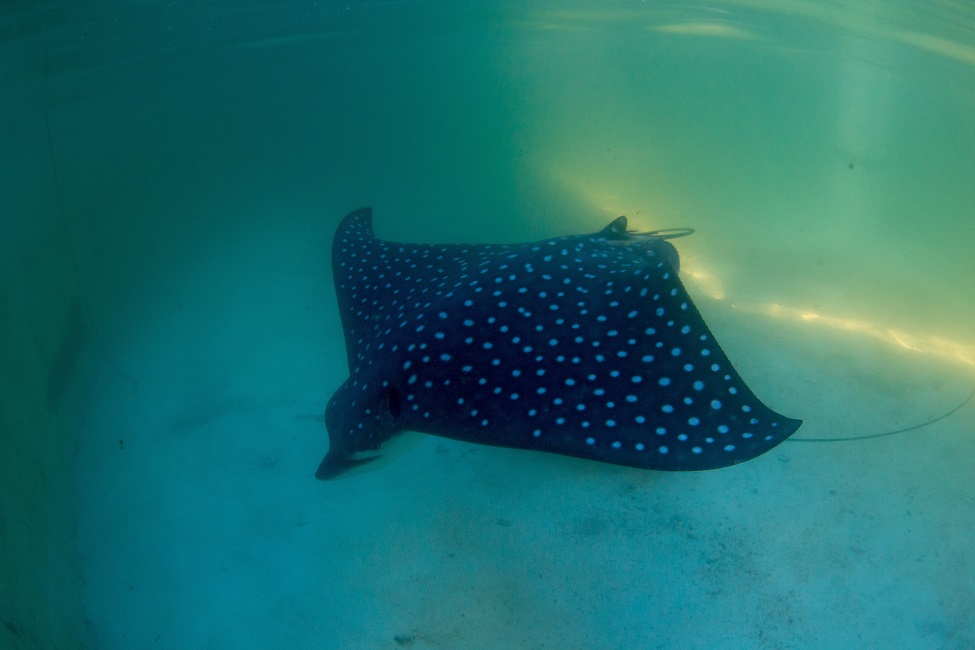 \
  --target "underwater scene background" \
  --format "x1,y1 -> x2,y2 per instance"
1,1 -> 974,648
